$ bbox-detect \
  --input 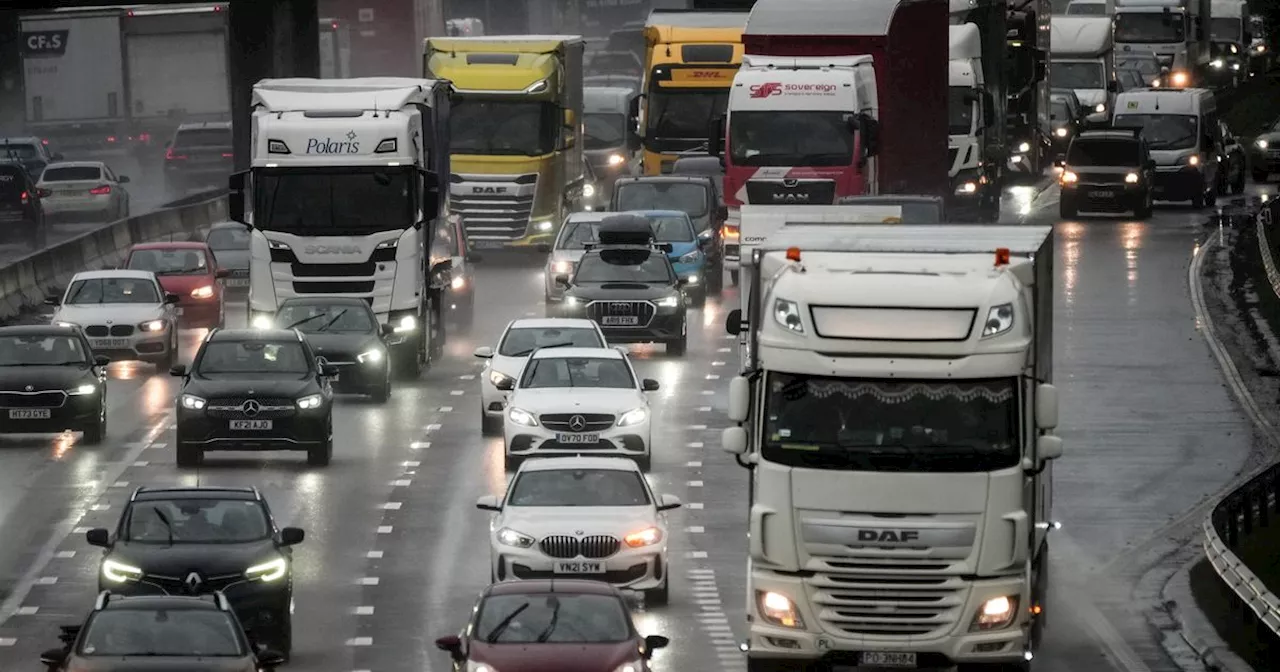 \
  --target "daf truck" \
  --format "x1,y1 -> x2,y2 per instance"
1049,17 -> 1116,124
425,36 -> 585,250
722,223 -> 1061,672
228,77 -> 454,378
1114,0 -> 1212,80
